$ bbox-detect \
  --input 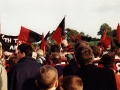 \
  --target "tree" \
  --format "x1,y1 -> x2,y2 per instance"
65,28 -> 79,42
79,32 -> 85,36
97,23 -> 112,37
